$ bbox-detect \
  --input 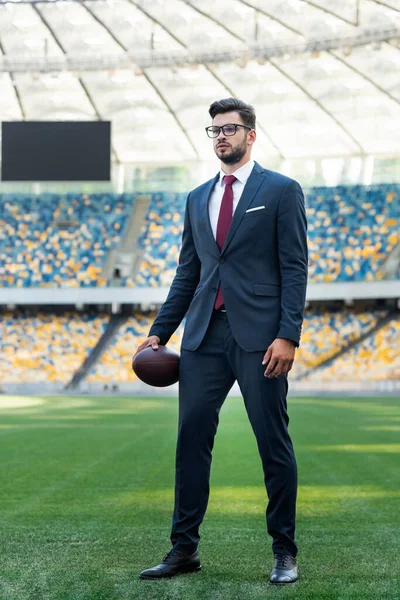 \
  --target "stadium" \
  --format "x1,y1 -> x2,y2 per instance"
0,0 -> 399,598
